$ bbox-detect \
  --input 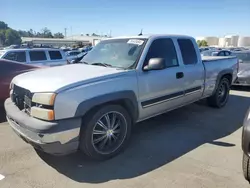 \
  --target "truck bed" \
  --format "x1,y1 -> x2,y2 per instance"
202,55 -> 238,98
202,56 -> 237,63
